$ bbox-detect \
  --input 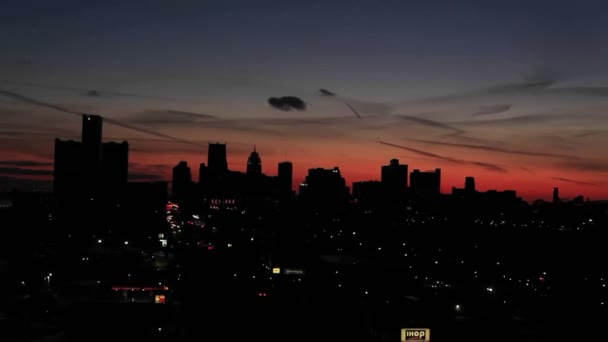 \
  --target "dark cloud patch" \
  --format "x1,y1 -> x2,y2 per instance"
0,160 -> 53,167
319,88 -> 336,96
551,177 -> 598,186
377,141 -> 507,173
267,96 -> 307,111
409,139 -> 579,159
0,167 -> 53,176
376,141 -> 505,171
471,104 -> 511,117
